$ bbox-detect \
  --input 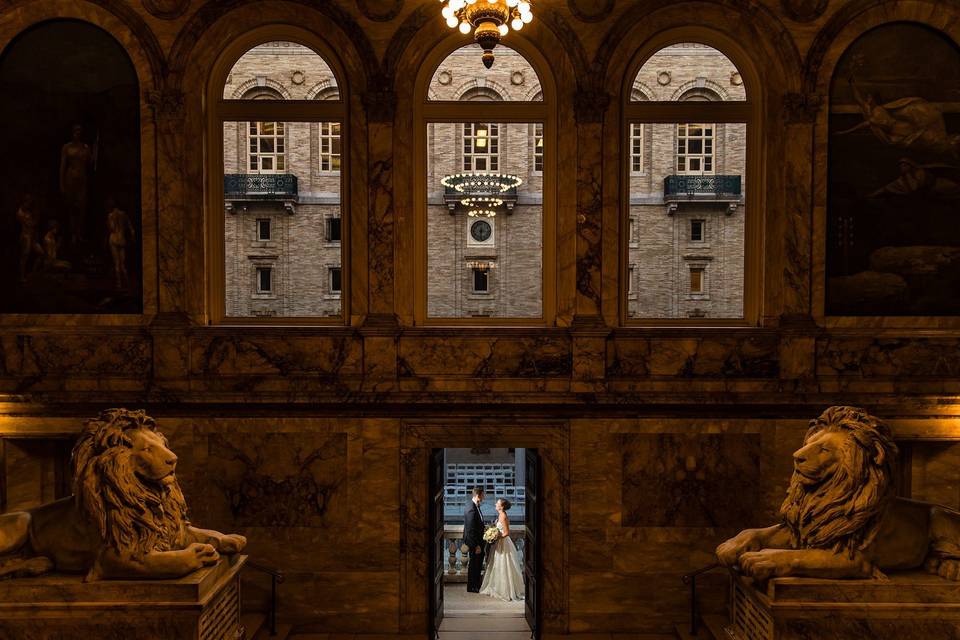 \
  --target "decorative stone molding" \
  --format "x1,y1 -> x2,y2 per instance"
567,0 -> 615,23
781,0 -> 828,23
511,70 -> 524,86
363,85 -> 397,123
731,71 -> 743,86
291,70 -> 305,85
783,91 -> 823,124
141,0 -> 190,20
657,71 -> 671,86
145,87 -> 185,122
437,70 -> 452,85
573,89 -> 610,124
357,0 -> 405,22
